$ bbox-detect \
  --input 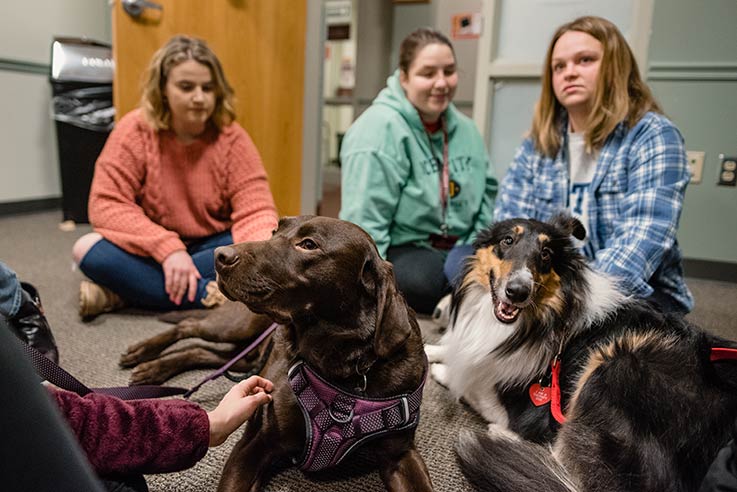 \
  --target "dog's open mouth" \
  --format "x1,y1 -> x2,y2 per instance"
490,283 -> 523,324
